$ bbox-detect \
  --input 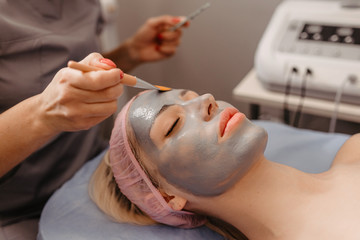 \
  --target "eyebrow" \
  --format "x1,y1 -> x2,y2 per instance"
180,90 -> 189,97
157,104 -> 172,117
150,104 -> 174,133
152,104 -> 174,125
151,90 -> 186,128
